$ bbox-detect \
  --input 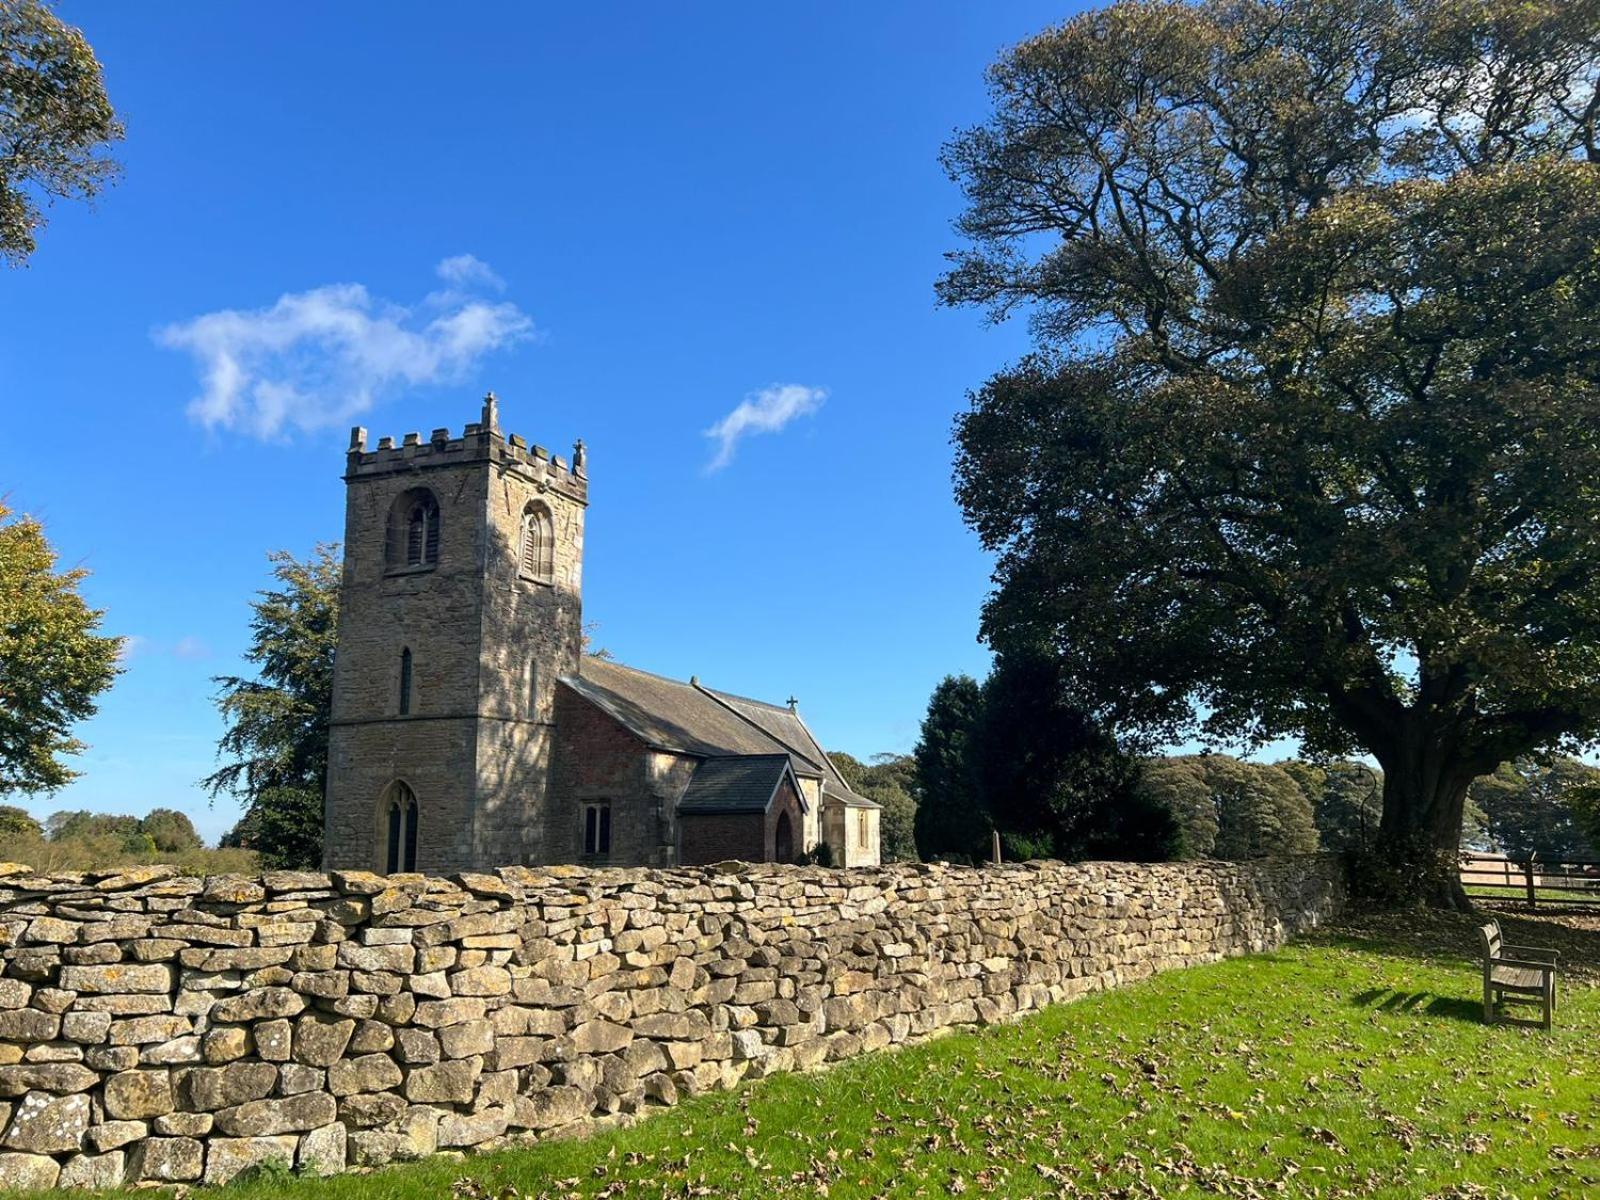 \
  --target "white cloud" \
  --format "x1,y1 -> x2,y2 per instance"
172,636 -> 211,661
435,253 -> 505,292
703,384 -> 827,472
158,257 -> 533,439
